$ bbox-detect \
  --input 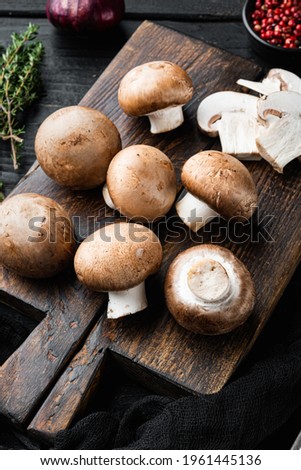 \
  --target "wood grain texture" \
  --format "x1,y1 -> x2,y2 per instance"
28,318 -> 109,442
0,0 -> 245,19
0,21 -> 300,439
0,265 -> 105,425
